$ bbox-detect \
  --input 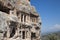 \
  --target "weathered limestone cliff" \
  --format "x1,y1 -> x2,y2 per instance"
0,0 -> 41,40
